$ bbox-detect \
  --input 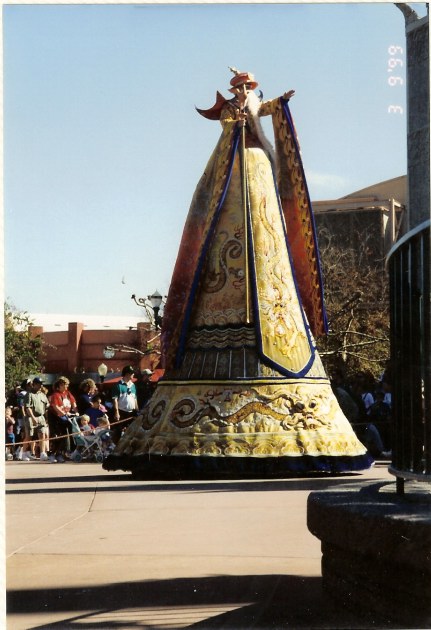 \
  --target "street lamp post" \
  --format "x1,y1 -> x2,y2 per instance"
148,290 -> 163,330
131,289 -> 164,330
97,362 -> 108,383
